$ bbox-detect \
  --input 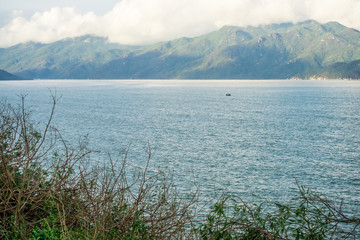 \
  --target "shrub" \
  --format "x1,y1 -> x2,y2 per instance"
0,96 -> 197,239
196,182 -> 360,239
